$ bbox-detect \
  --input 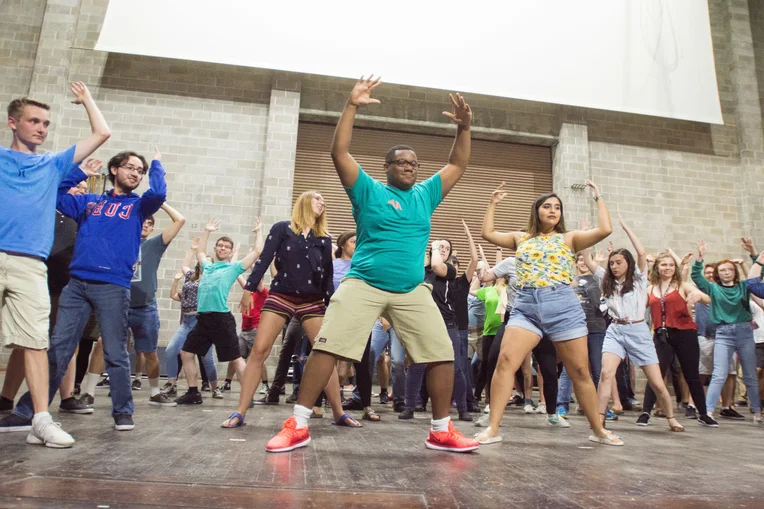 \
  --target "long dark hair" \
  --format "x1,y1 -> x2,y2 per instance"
525,193 -> 566,239
601,248 -> 636,298
334,230 -> 356,259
